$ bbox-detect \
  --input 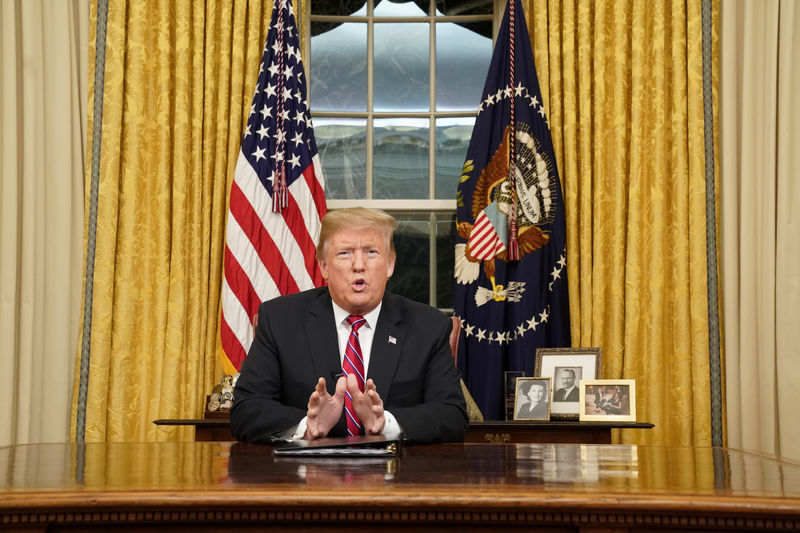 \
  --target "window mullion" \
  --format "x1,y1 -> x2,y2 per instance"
367,4 -> 374,199
429,212 -> 437,307
429,7 -> 437,304
429,13 -> 436,202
